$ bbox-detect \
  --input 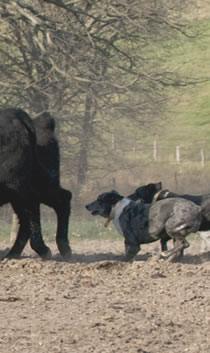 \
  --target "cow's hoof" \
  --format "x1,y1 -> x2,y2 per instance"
5,254 -> 21,260
41,248 -> 52,260
4,249 -> 21,259
57,243 -> 72,261
61,249 -> 72,261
